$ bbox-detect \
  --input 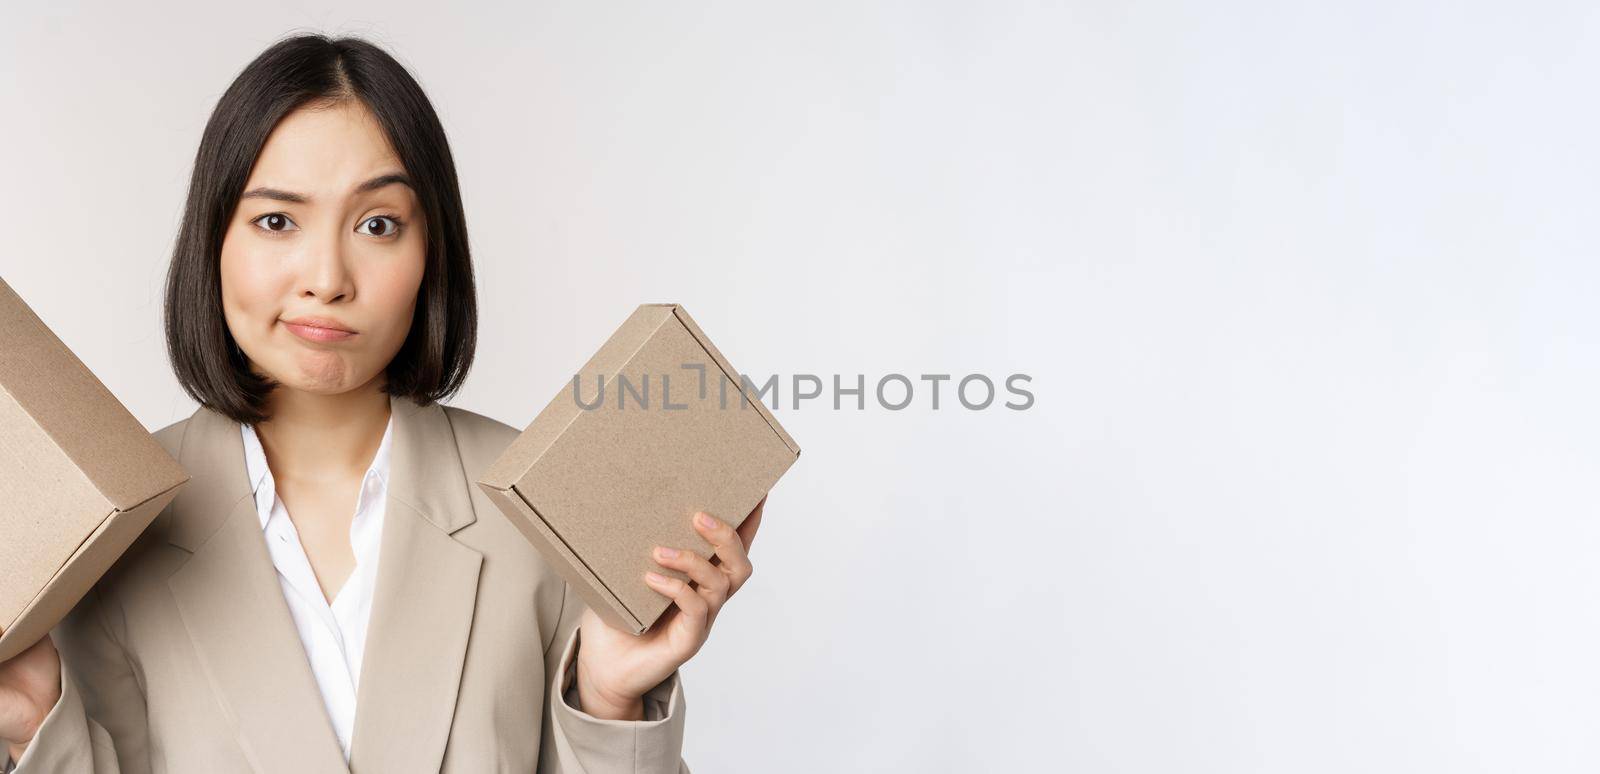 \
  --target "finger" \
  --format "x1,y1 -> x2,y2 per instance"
653,545 -> 730,609
693,511 -> 755,595
644,570 -> 711,640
